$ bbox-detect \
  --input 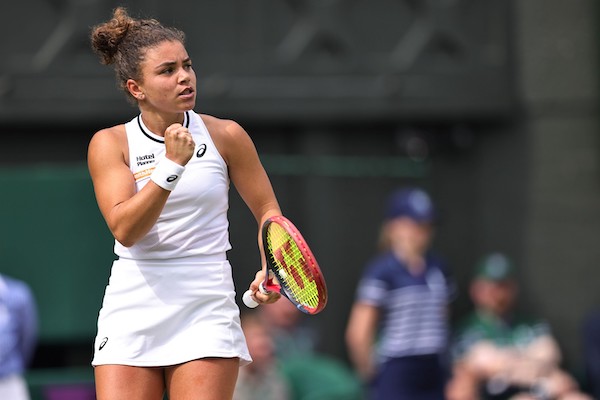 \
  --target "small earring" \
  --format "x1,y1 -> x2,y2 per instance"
138,94 -> 145,100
